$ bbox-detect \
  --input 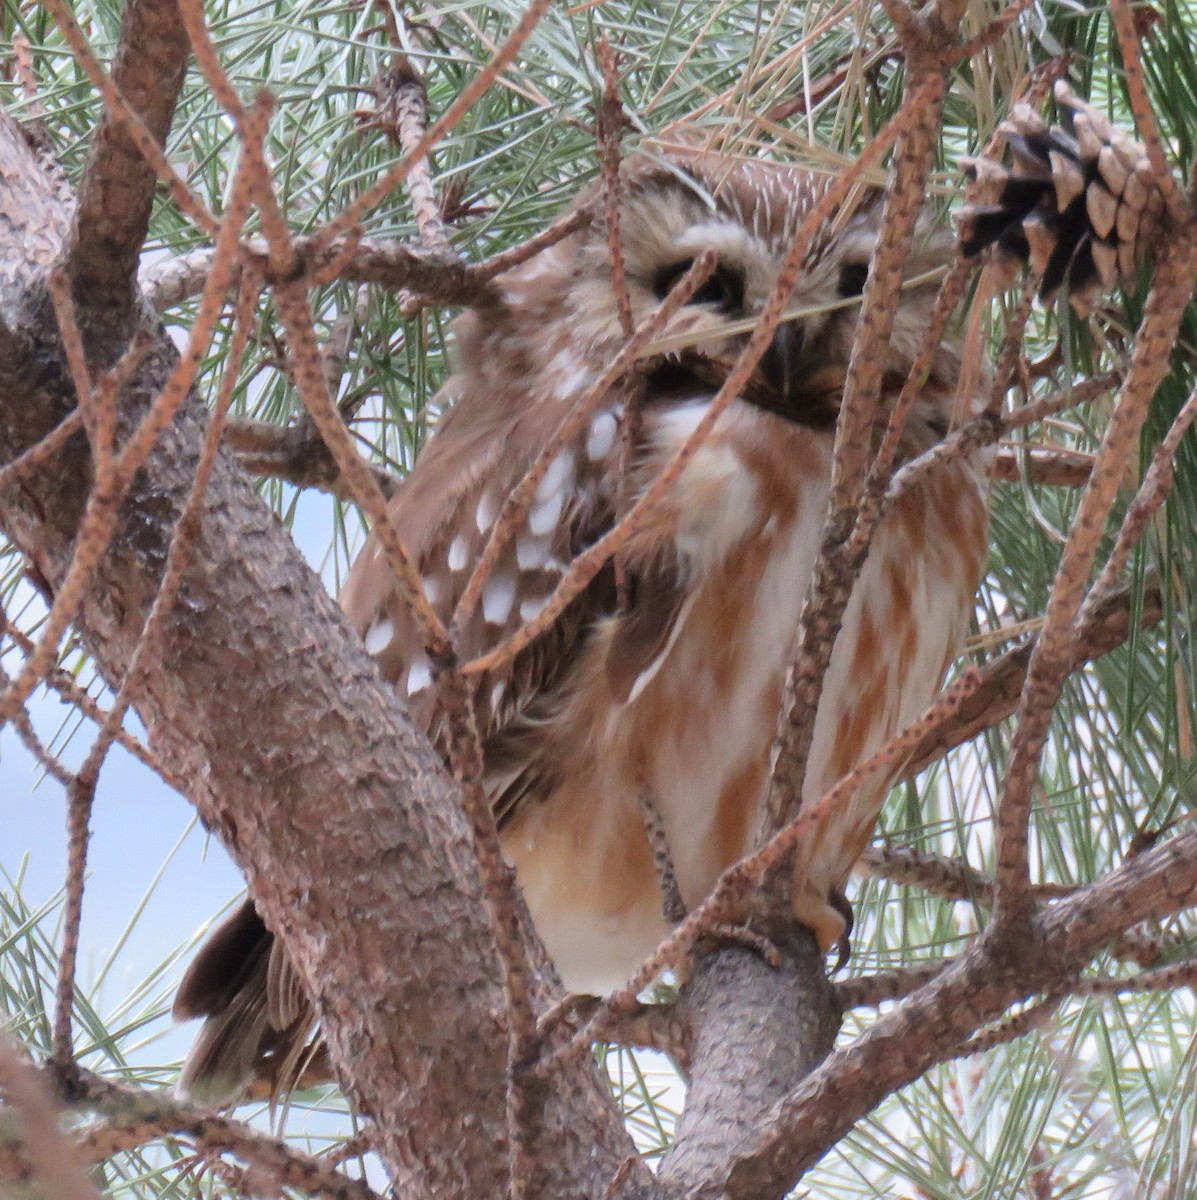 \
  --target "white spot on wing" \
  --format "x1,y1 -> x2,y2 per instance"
536,450 -> 575,502
406,655 -> 432,694
586,411 -> 619,461
516,528 -> 554,569
529,488 -> 565,536
448,534 -> 469,572
490,680 -> 506,713
476,489 -> 500,533
482,573 -> 517,625
364,617 -> 394,656
519,593 -> 548,623
559,366 -> 591,395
